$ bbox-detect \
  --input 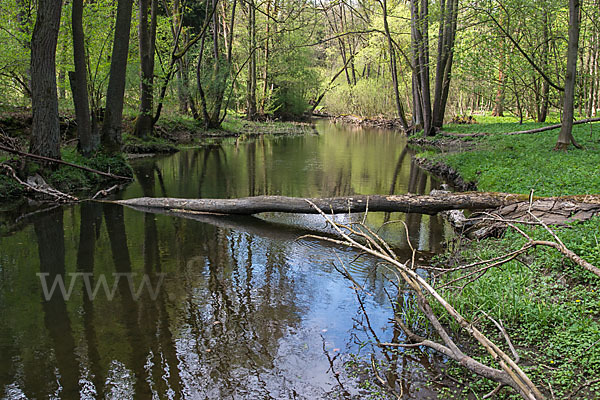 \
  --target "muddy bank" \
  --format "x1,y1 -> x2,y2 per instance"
329,114 -> 406,130
414,156 -> 477,192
